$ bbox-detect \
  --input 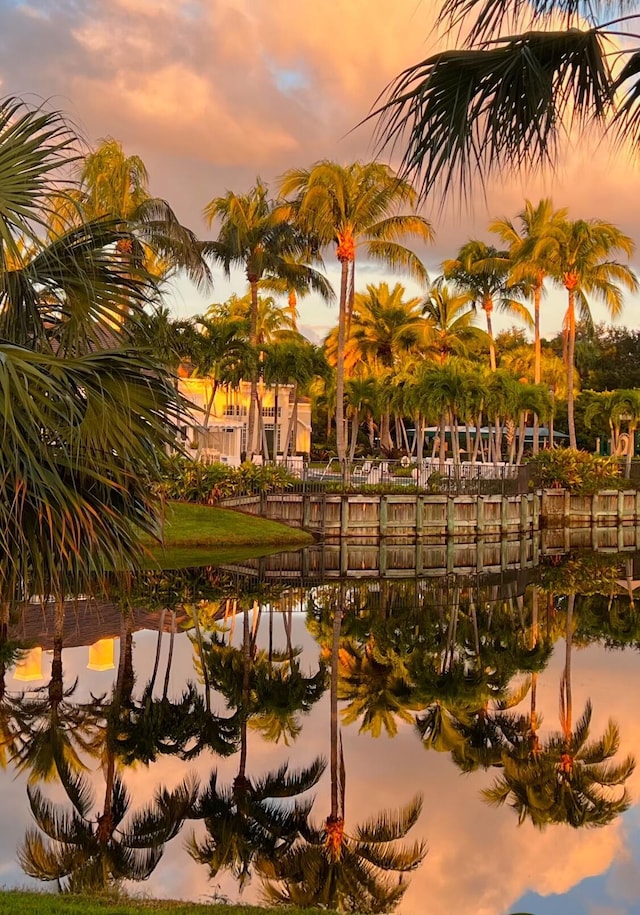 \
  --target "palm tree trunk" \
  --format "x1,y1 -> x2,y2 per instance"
626,423 -> 635,478
438,410 -> 447,472
380,409 -> 393,454
561,593 -> 575,751
349,411 -> 359,464
566,289 -> 577,450
416,413 -> 424,467
247,280 -> 260,457
189,605 -> 211,714
204,380 -> 219,426
273,382 -> 280,460
336,259 -> 350,479
516,411 -> 527,465
484,302 -> 497,372
533,284 -> 542,455
530,588 -> 539,753
400,417 -> 411,453
49,604 -> 65,706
